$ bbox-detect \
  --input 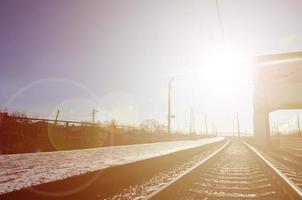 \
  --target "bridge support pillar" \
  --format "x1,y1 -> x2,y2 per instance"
254,94 -> 270,146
